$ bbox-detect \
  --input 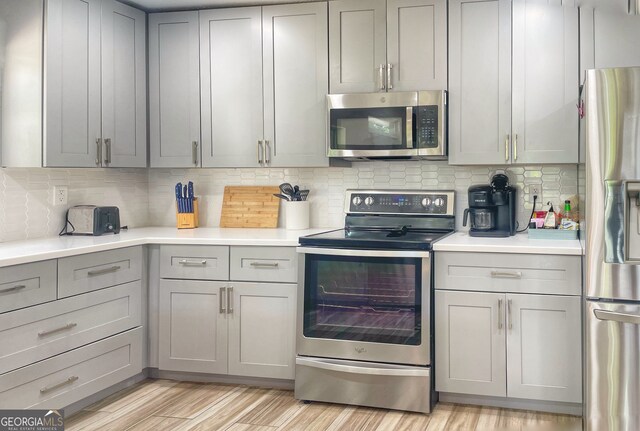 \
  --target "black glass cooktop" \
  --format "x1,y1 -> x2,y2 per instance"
299,228 -> 451,251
